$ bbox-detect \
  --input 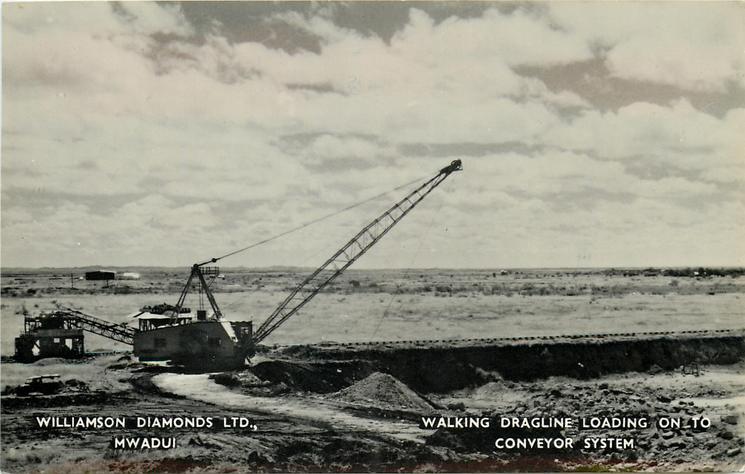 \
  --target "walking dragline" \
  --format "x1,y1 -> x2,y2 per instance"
134,160 -> 462,370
